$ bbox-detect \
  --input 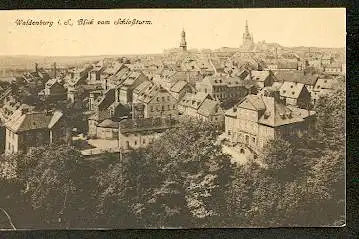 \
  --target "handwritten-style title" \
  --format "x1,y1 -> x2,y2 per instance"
15,18 -> 153,27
